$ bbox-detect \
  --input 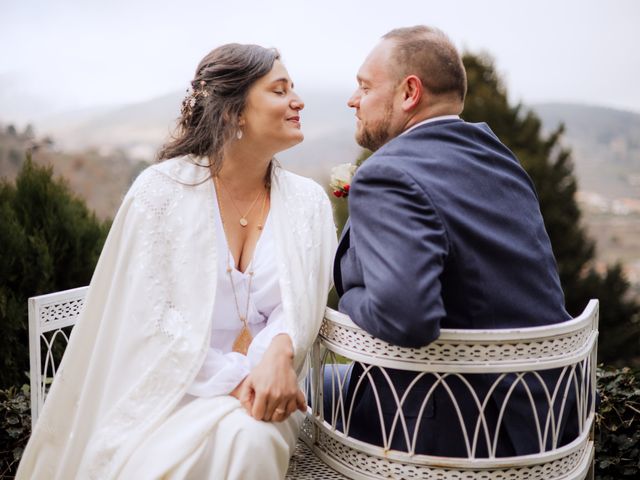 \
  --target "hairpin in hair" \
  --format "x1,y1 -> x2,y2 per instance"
181,80 -> 211,119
